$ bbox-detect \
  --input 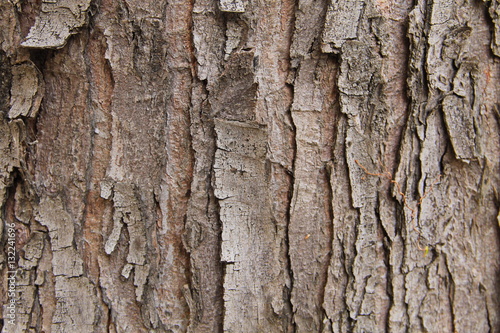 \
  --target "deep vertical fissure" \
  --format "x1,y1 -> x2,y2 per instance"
285,89 -> 298,332
320,162 -> 335,331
